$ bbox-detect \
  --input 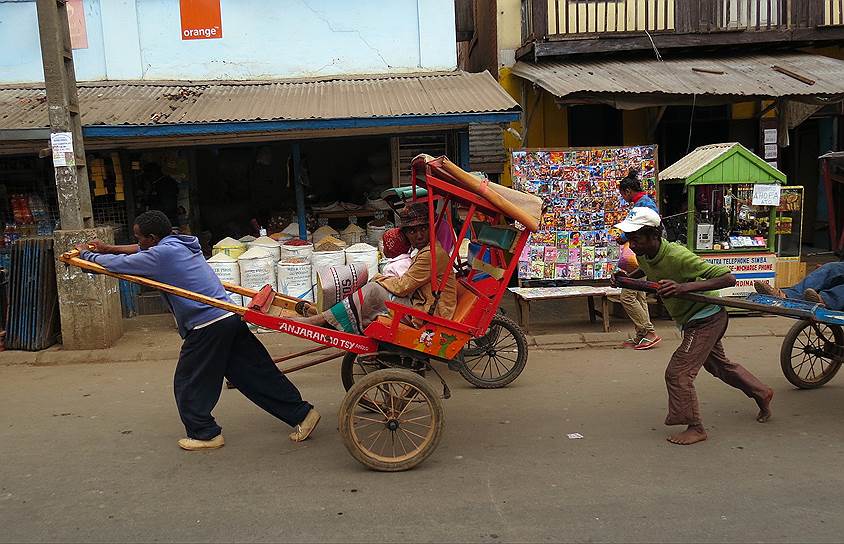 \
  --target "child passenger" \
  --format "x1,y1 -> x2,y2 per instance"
380,227 -> 413,278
